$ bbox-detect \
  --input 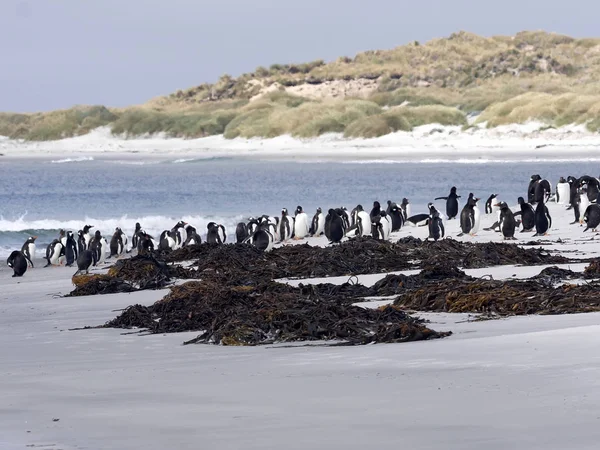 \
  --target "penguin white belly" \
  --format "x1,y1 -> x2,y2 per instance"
357,211 -> 371,237
491,202 -> 501,215
166,236 -> 176,250
294,213 -> 309,239
315,213 -> 325,236
84,233 -> 92,249
61,236 -> 67,247
50,243 -> 62,265
99,239 -> 108,264
264,232 -> 275,253
557,183 -> 570,204
472,206 -> 481,234
122,235 -> 128,253
179,228 -> 188,247
580,196 -> 590,224
381,217 -> 391,240
405,204 -> 412,220
217,226 -> 226,243
28,243 -> 36,260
